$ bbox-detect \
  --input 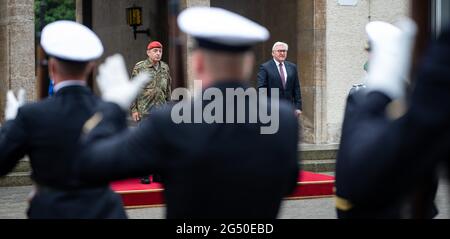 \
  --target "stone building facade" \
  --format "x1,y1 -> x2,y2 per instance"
0,0 -> 35,120
78,0 -> 411,145
1,0 -> 414,145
